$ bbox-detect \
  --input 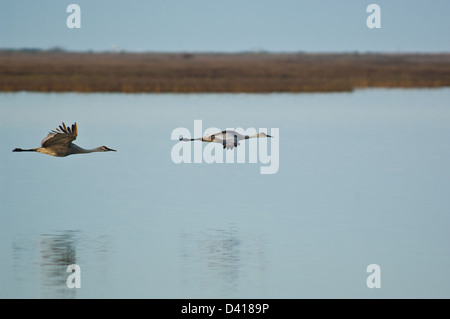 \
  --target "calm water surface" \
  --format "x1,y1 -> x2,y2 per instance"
1,89 -> 450,298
